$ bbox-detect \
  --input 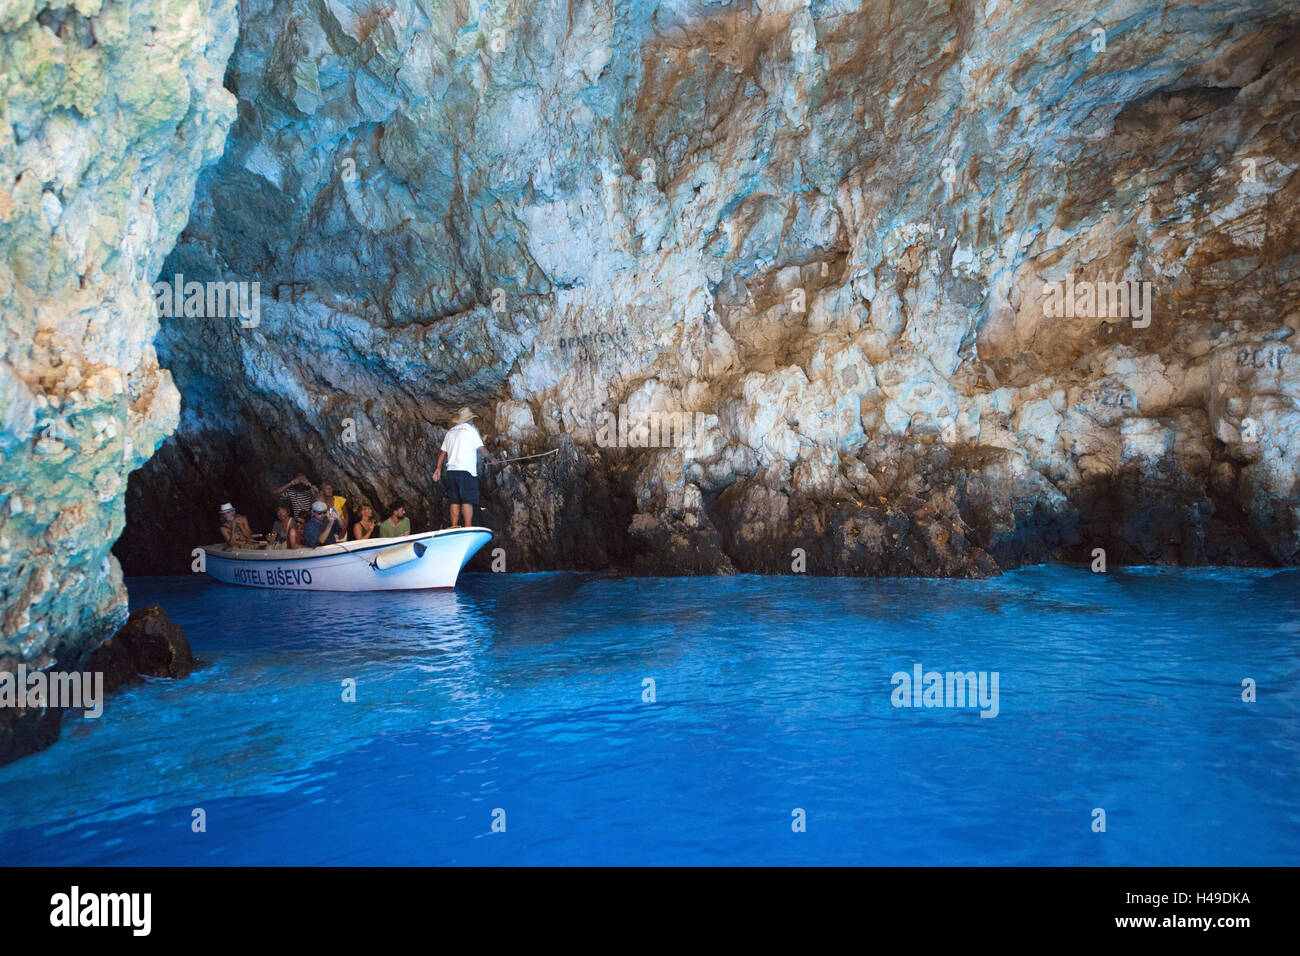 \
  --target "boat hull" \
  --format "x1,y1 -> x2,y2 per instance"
201,528 -> 492,591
